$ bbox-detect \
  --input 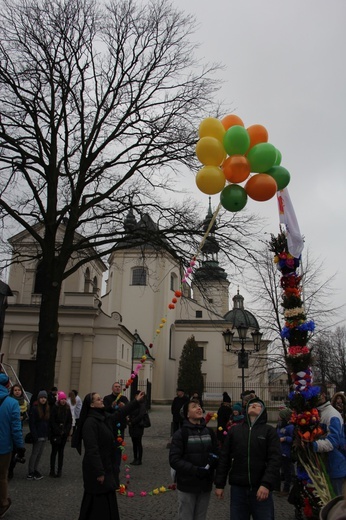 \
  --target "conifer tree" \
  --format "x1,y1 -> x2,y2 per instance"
177,335 -> 204,397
